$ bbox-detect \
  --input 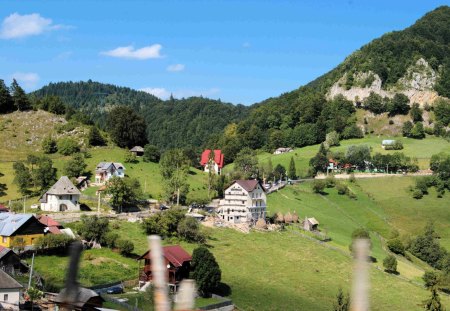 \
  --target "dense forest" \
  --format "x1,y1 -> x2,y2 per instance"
31,80 -> 249,149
